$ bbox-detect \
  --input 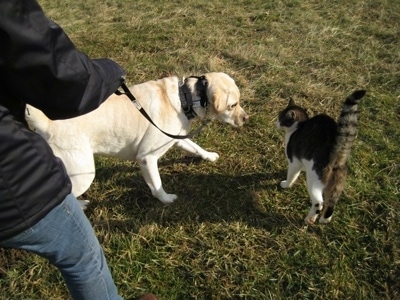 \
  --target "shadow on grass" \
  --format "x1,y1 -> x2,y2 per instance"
1,157 -> 295,280
0,247 -> 30,280
86,158 -> 297,234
